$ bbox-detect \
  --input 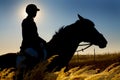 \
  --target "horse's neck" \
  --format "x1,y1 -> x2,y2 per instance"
64,38 -> 81,53
47,35 -> 81,56
47,23 -> 82,56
